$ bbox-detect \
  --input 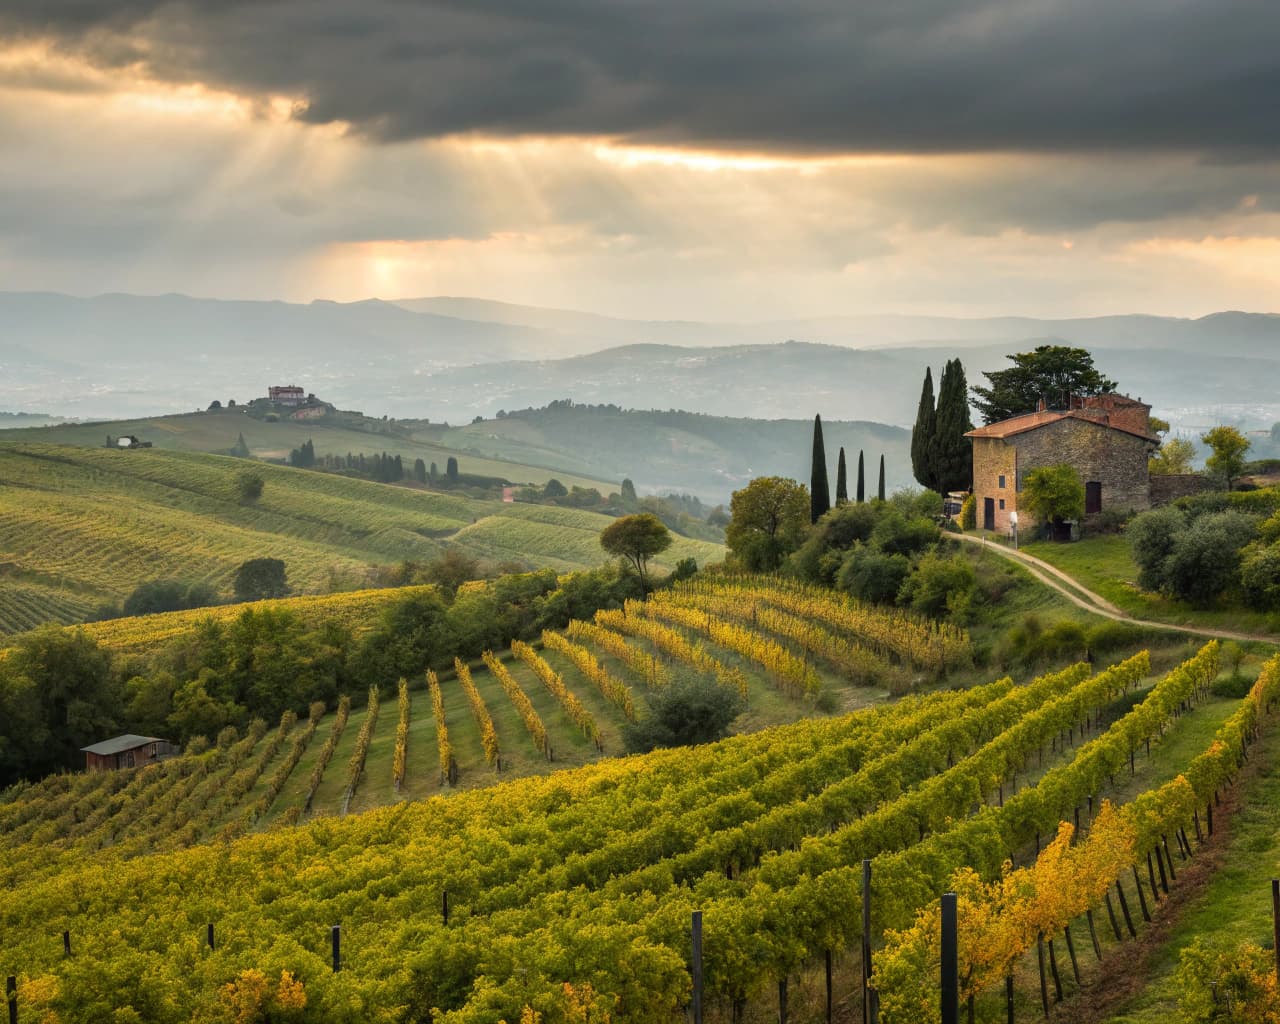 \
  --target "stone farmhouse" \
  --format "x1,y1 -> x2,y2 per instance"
965,393 -> 1160,536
